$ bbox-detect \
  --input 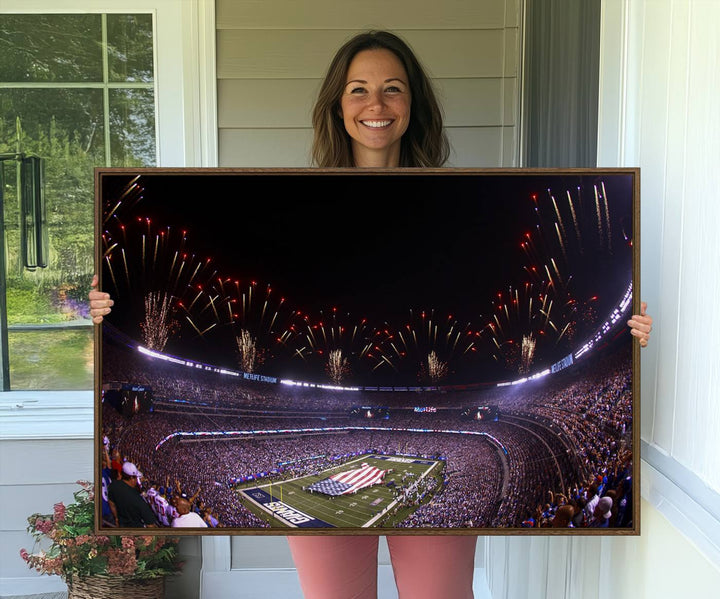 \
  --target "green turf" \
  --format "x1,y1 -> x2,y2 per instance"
235,454 -> 445,529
